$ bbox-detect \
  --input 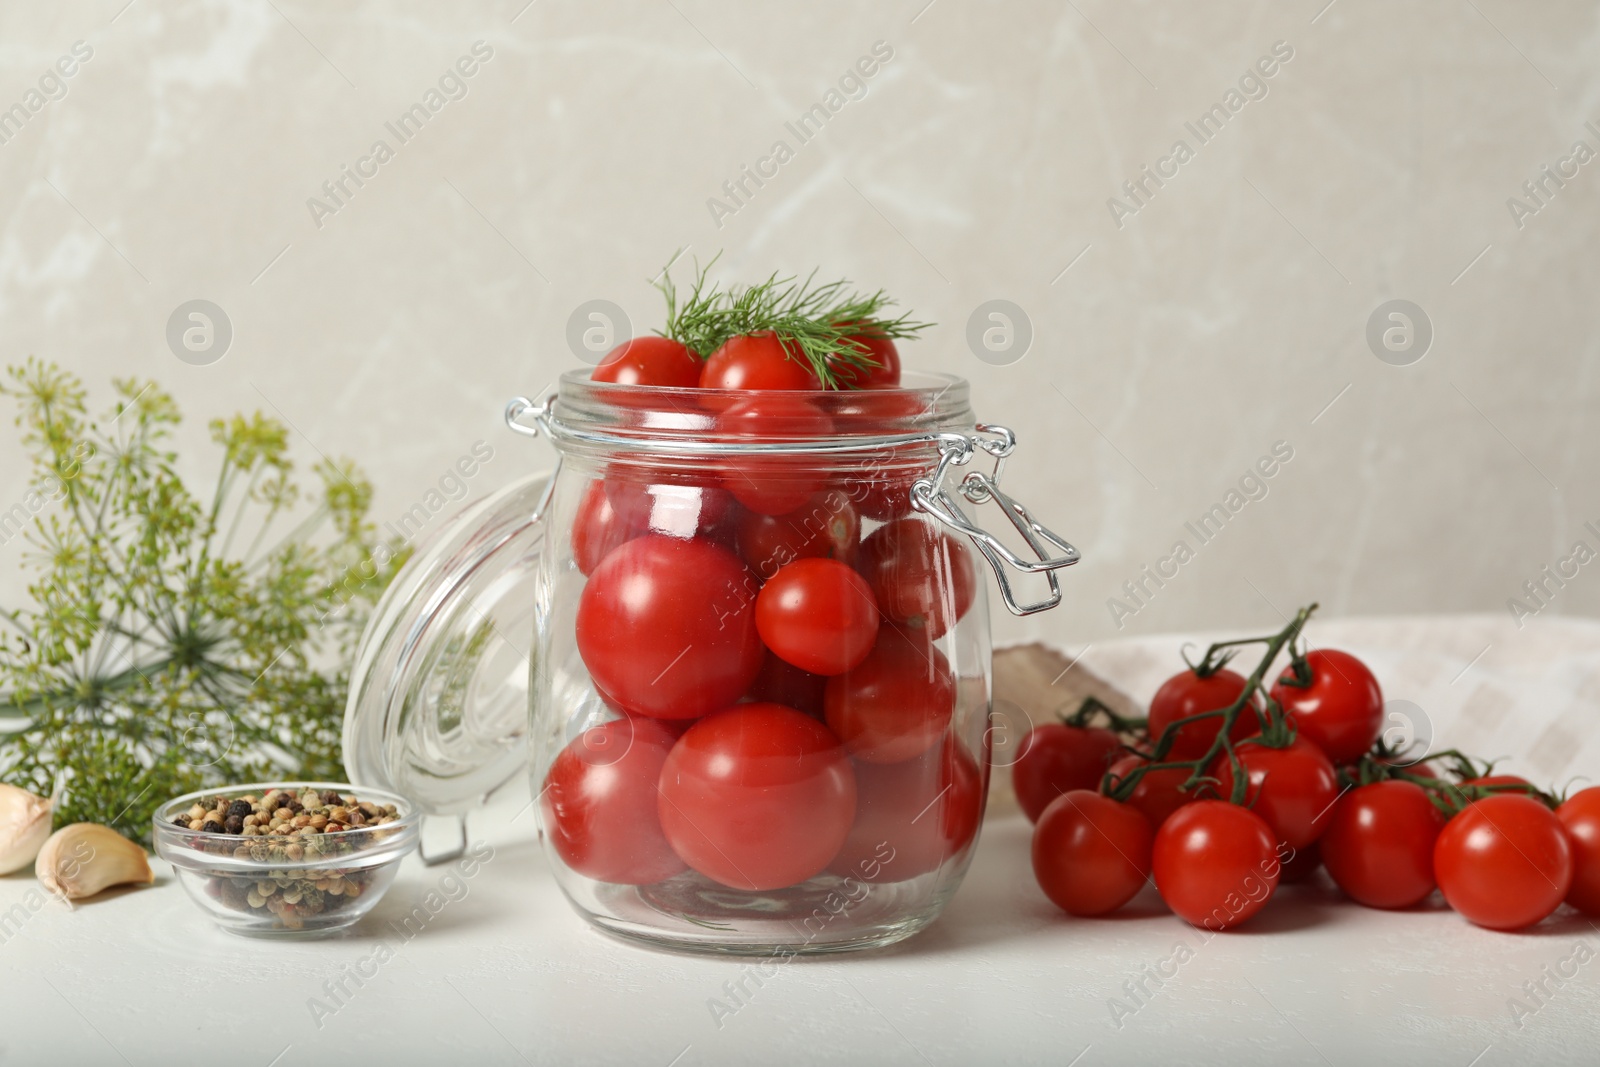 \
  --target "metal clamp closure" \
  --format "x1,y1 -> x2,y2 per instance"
910,423 -> 1080,616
